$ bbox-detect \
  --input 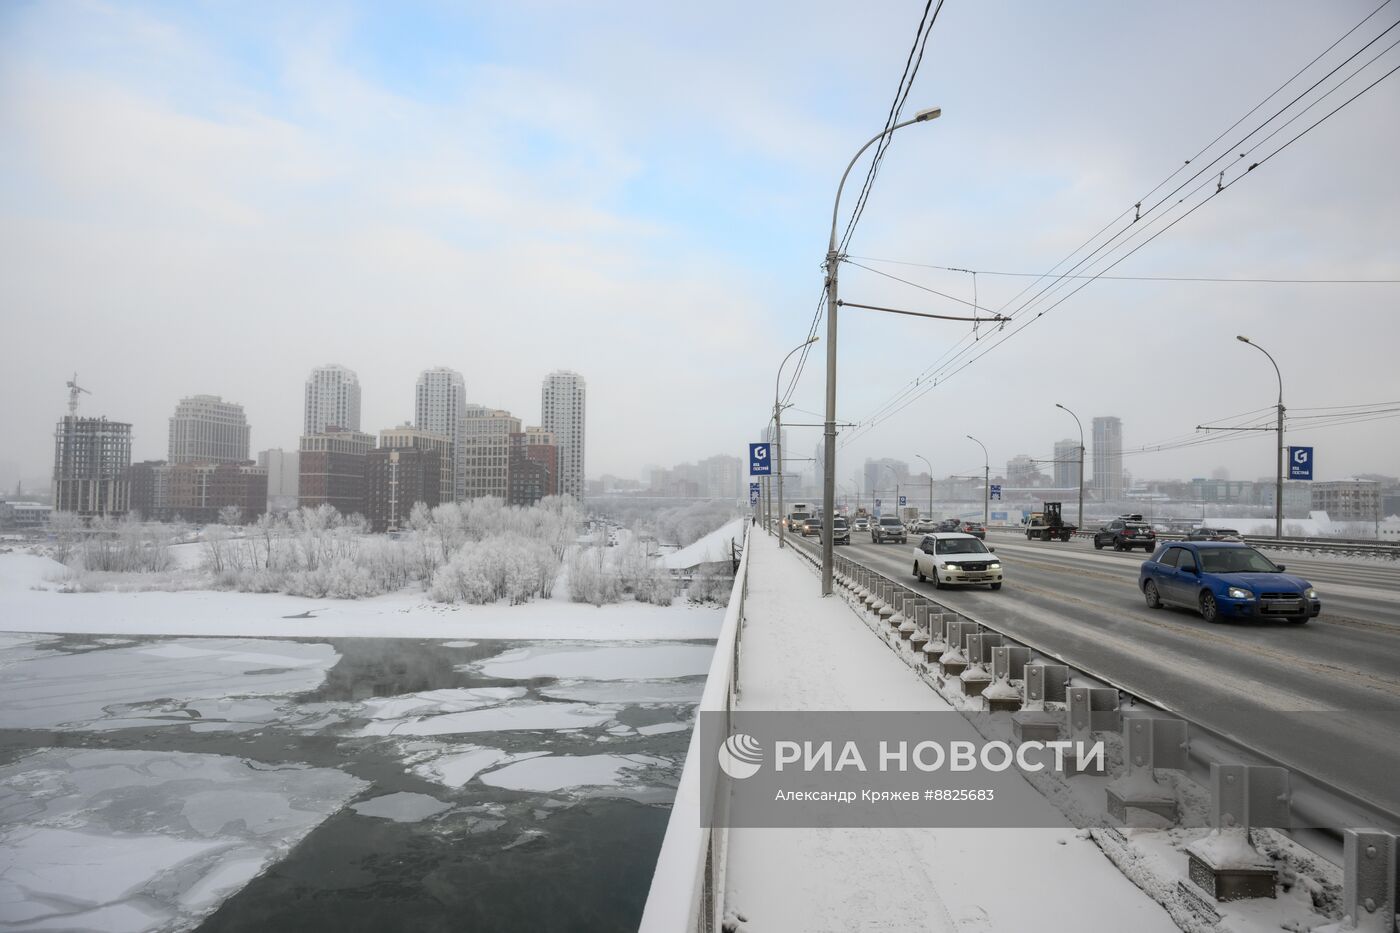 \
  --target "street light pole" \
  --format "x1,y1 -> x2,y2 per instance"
821,106 -> 942,595
1055,403 -> 1084,531
1237,335 -> 1285,539
776,336 -> 819,550
916,455 -> 933,517
965,436 -> 989,529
